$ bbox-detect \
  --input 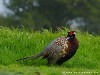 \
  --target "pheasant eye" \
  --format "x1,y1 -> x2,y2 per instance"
69,32 -> 73,36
